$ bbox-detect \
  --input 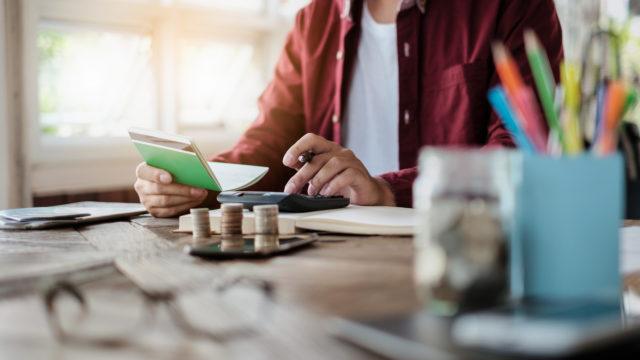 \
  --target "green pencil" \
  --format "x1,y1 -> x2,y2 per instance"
524,30 -> 563,148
